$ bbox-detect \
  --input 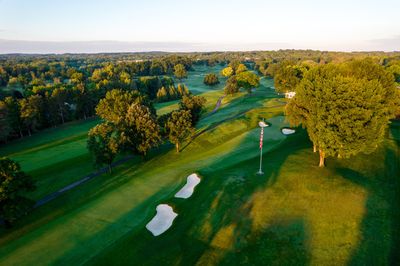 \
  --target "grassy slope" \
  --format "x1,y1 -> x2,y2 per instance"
0,118 -> 100,200
0,74 -> 398,265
